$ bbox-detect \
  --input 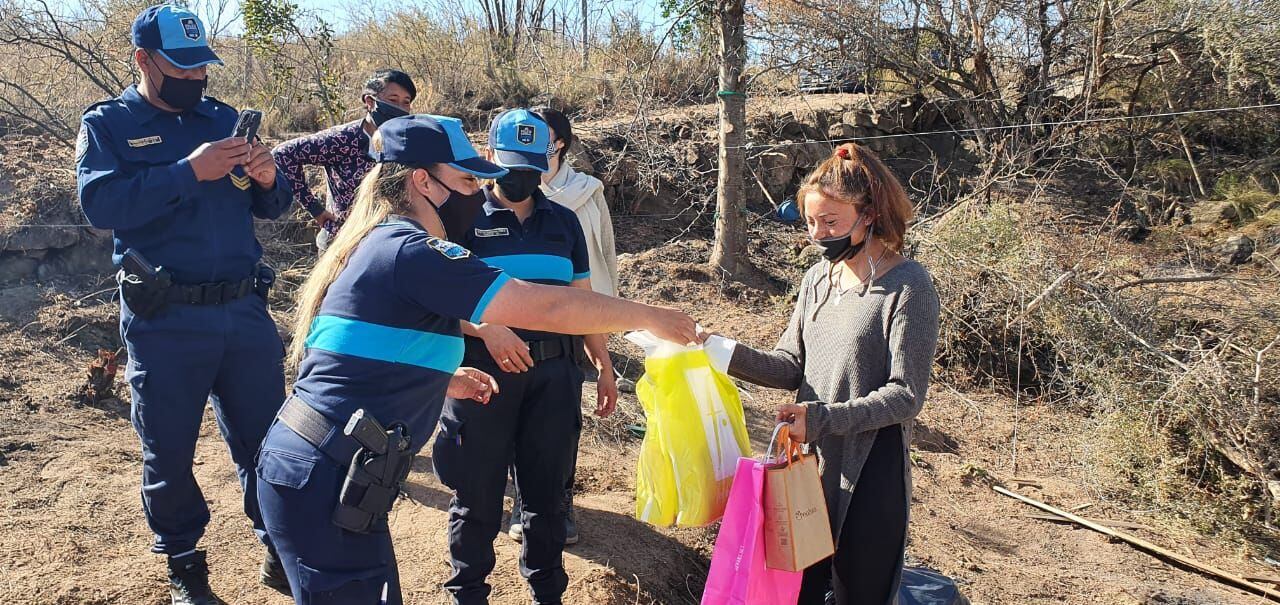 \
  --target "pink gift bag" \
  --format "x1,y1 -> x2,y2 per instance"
701,456 -> 803,605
